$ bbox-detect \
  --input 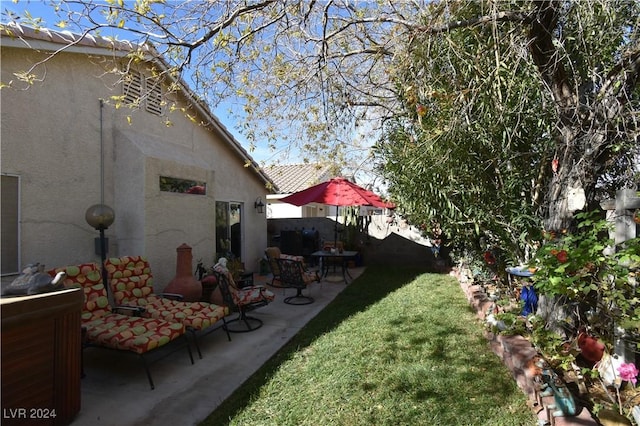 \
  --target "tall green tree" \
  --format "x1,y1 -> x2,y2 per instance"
376,1 -> 554,261
3,1 -> 639,244
377,0 -> 639,260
